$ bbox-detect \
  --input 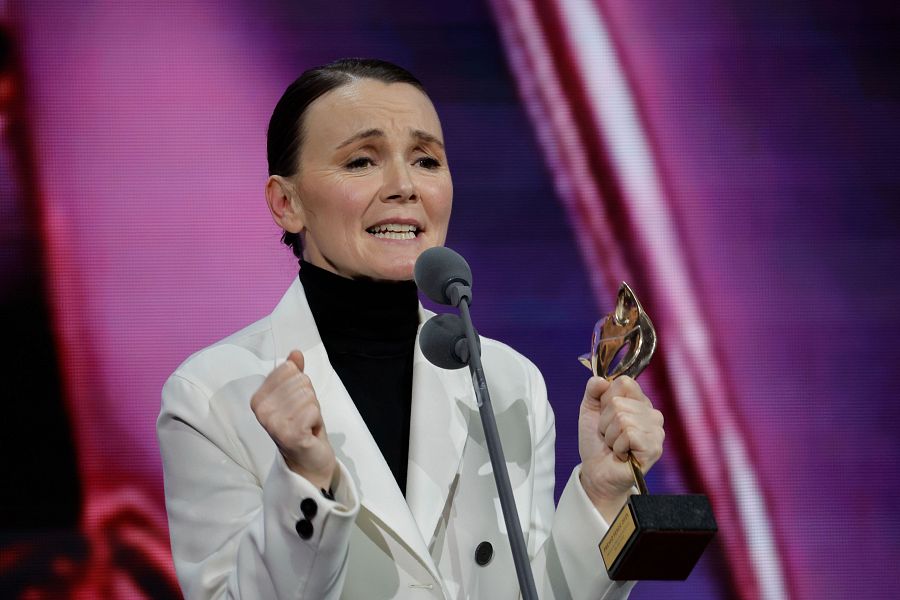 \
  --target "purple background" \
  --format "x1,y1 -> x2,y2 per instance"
5,0 -> 899,597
